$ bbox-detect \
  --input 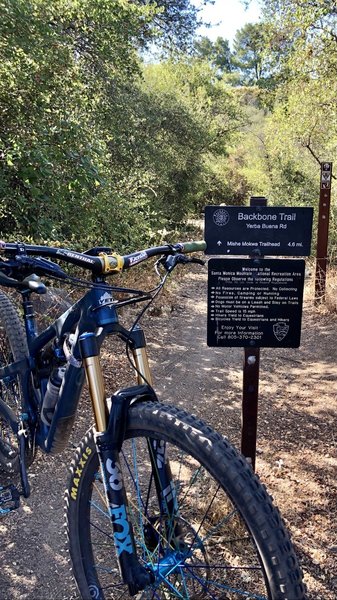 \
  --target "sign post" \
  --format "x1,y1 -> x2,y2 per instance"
205,201 -> 312,469
242,196 -> 264,468
315,162 -> 332,304
241,348 -> 260,467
